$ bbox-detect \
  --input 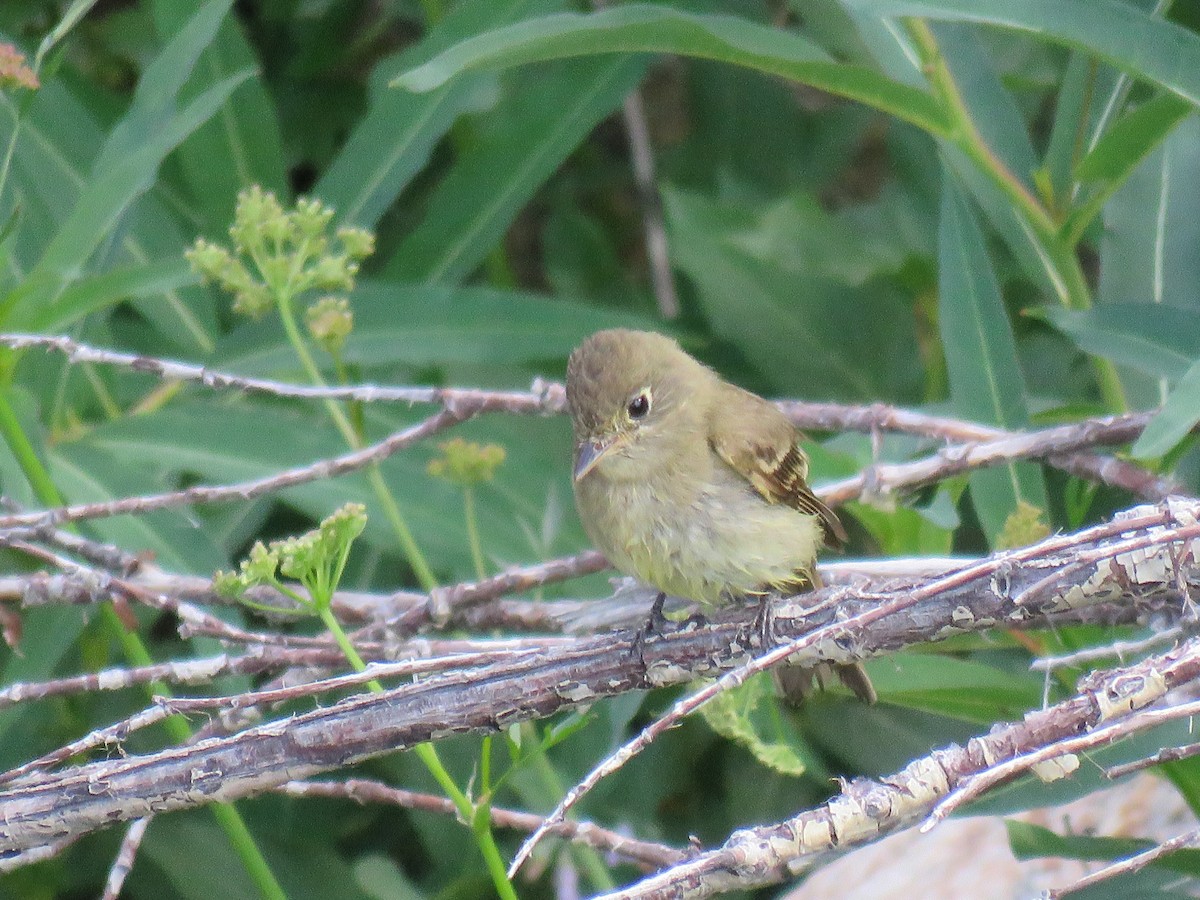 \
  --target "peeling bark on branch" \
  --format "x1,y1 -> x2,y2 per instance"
1,500 -> 1196,858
